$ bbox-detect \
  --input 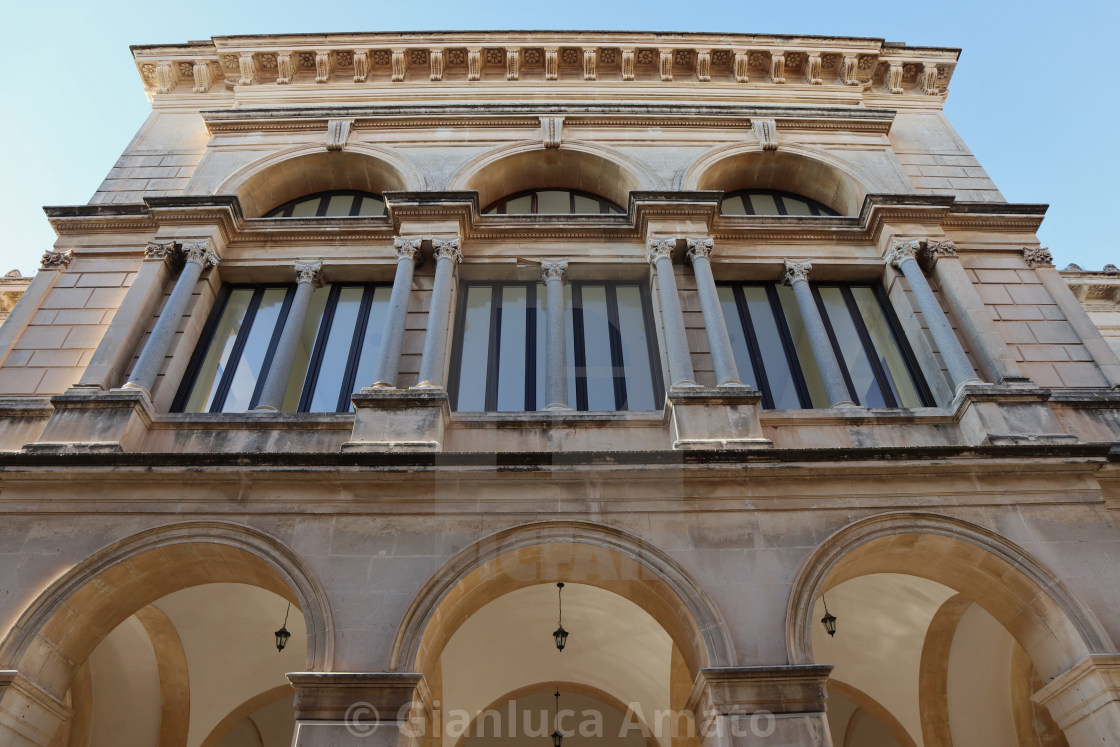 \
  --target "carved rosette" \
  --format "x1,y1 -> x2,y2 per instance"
885,239 -> 922,270
393,237 -> 422,261
621,48 -> 635,81
1023,246 -> 1054,269
506,49 -> 520,80
433,238 -> 462,263
783,259 -> 812,286
696,50 -> 711,82
770,51 -> 786,84
544,48 -> 558,80
733,51 -> 749,82
192,62 -> 212,93
238,53 -> 257,86
646,238 -> 675,265
583,48 -> 597,80
294,260 -> 326,288
920,63 -> 939,95
391,49 -> 406,82
686,237 -> 714,262
40,250 -> 74,270
658,49 -> 673,81
429,49 -> 444,81
806,53 -> 822,85
352,50 -> 368,83
887,63 -> 904,94
841,55 -> 859,85
541,259 -> 568,284
182,241 -> 219,269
